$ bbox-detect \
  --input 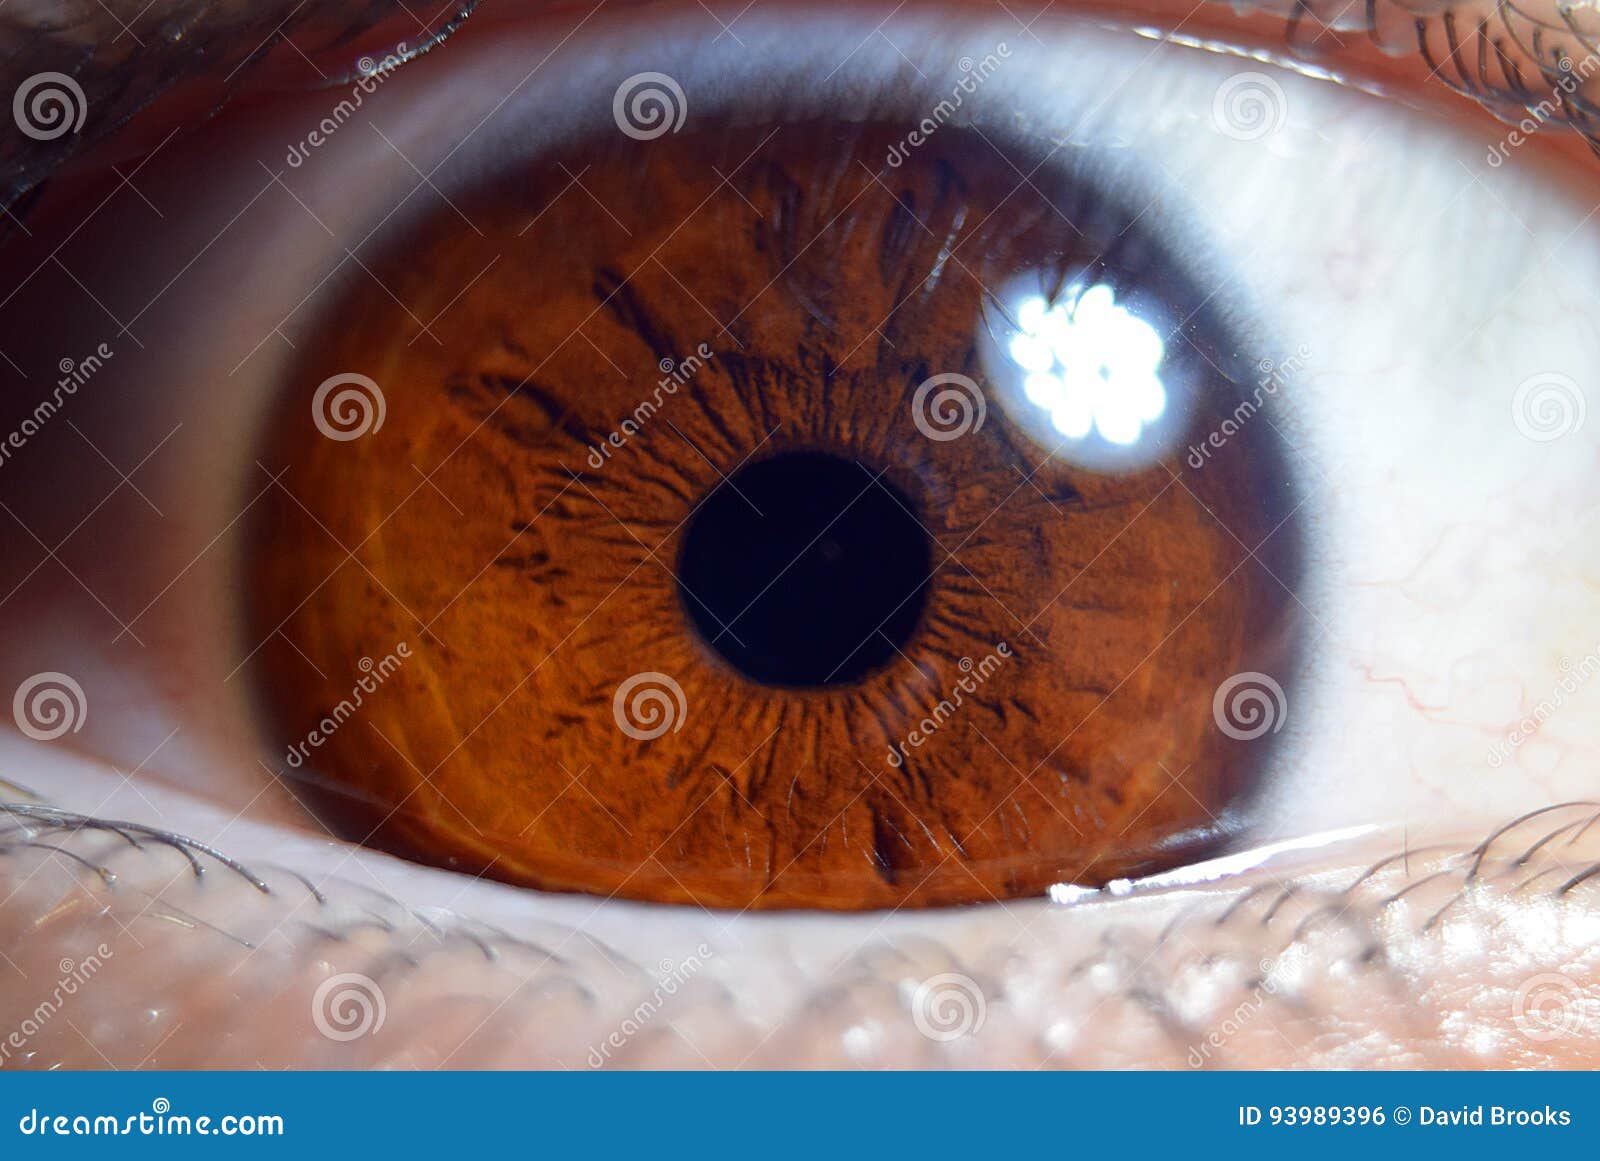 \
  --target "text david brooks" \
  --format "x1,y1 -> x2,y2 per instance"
1414,1105 -> 1570,1127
